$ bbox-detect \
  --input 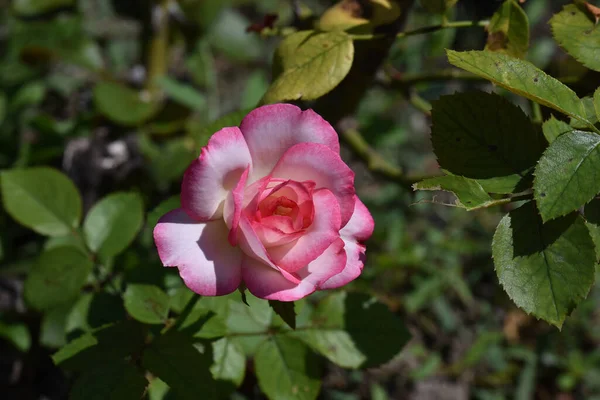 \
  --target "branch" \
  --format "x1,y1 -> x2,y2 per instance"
339,128 -> 439,189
